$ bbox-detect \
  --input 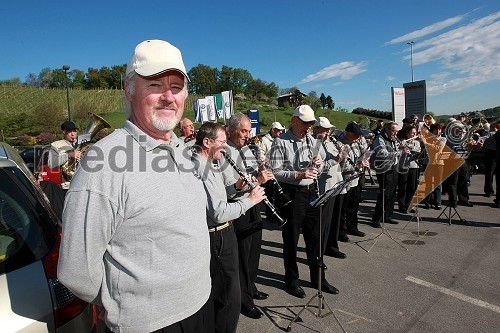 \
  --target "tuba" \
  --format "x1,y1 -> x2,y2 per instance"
61,112 -> 111,181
